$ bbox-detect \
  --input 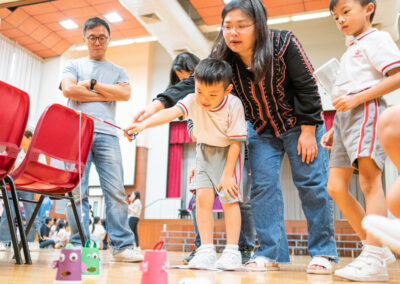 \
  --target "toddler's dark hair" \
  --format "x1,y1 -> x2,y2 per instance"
329,0 -> 376,22
194,58 -> 232,88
